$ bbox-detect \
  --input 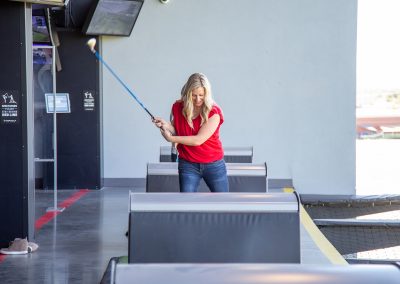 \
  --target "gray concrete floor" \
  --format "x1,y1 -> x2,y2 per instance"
0,188 -> 133,283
